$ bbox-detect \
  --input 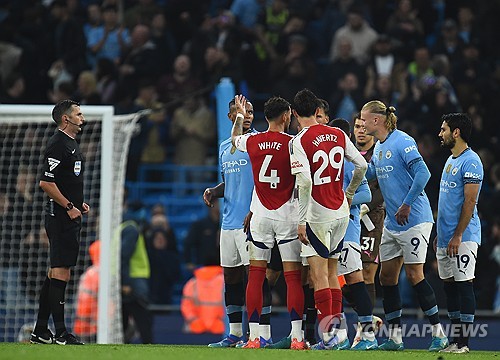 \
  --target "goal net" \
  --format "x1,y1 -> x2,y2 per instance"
0,105 -> 139,344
